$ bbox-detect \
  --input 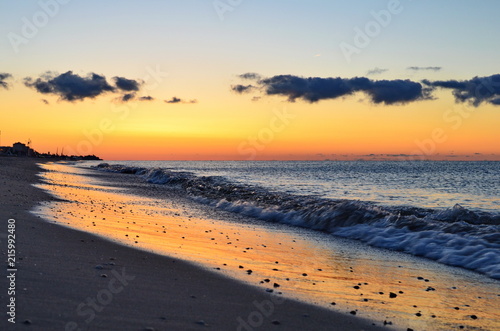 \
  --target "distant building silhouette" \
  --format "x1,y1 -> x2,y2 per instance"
0,141 -> 101,160
1,142 -> 35,156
